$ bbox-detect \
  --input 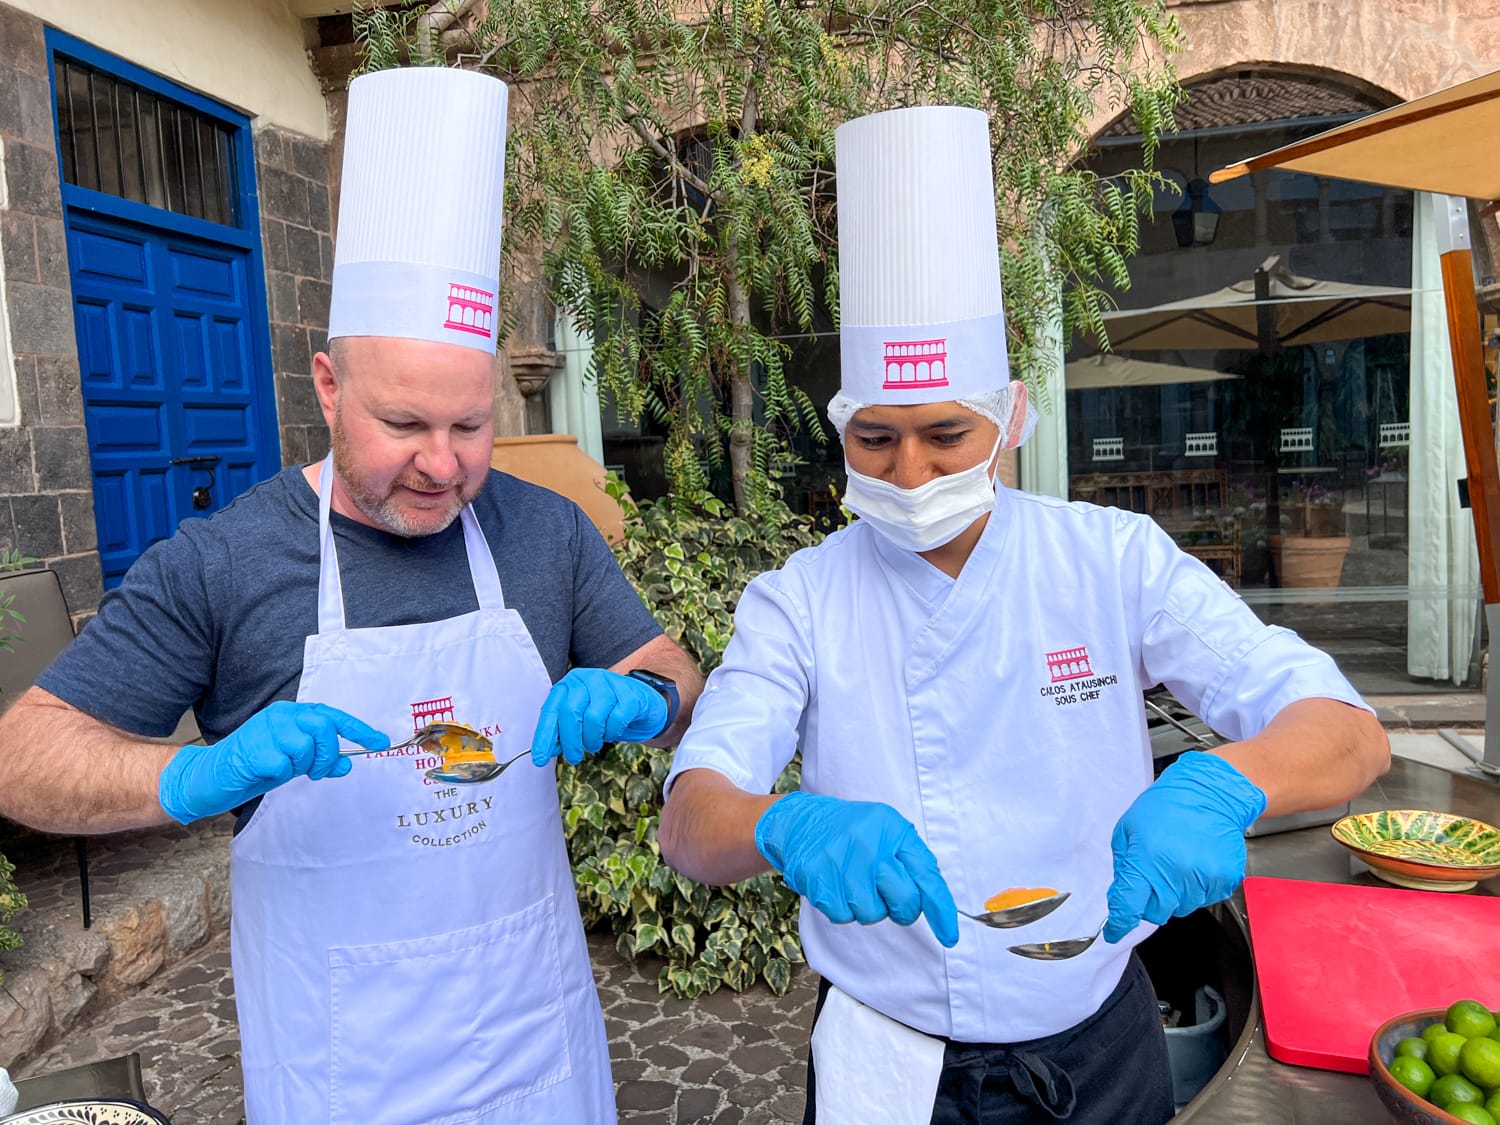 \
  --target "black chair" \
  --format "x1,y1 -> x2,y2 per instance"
0,570 -> 205,931
9,1053 -> 149,1112
0,570 -> 94,928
